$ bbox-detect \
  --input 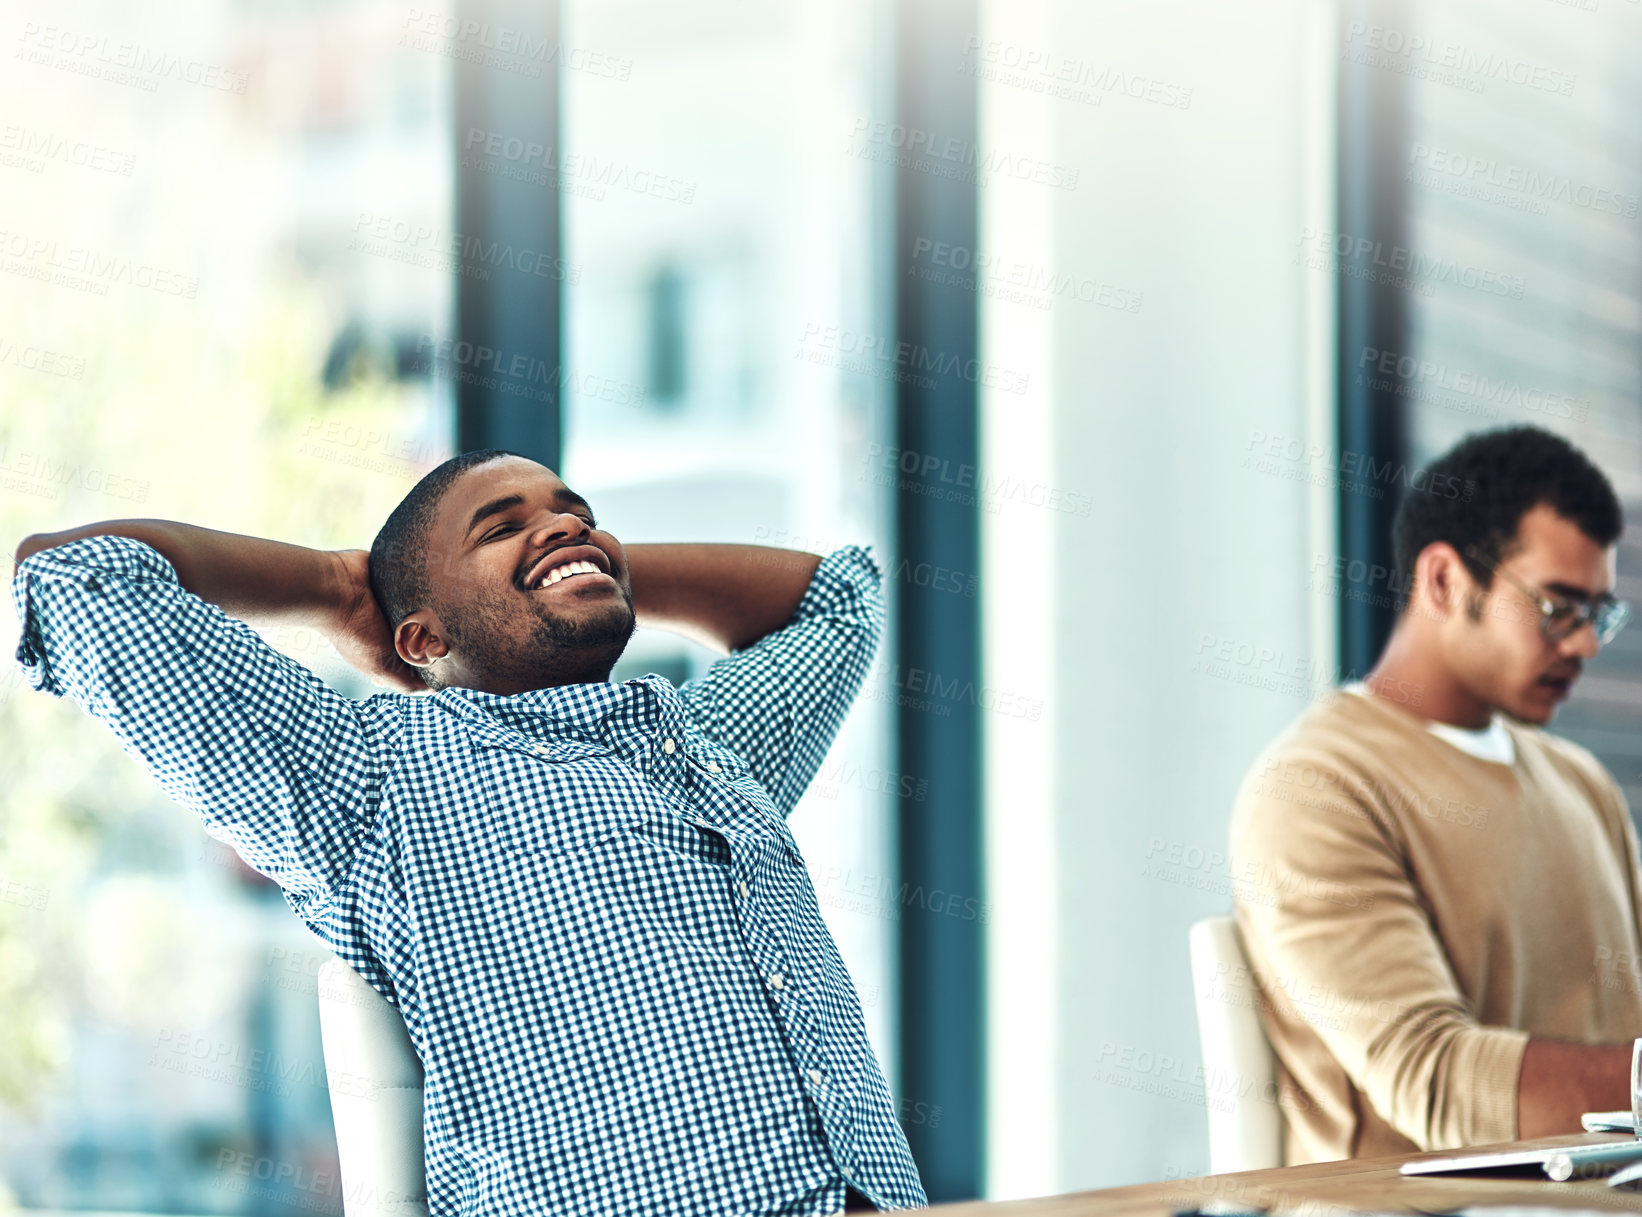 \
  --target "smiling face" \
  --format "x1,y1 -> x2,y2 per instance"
393,455 -> 636,694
